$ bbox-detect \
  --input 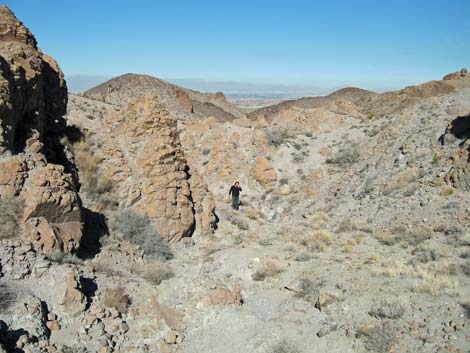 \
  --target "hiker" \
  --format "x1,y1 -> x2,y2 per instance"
229,181 -> 242,210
